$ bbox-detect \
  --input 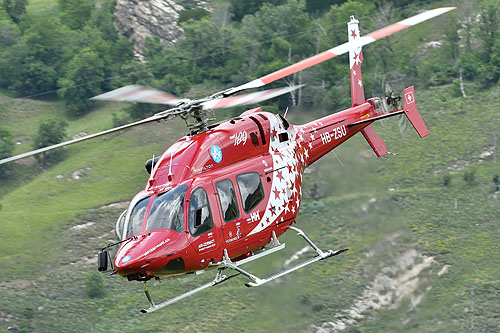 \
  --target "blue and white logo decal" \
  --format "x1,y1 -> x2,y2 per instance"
210,145 -> 223,163
121,255 -> 131,263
